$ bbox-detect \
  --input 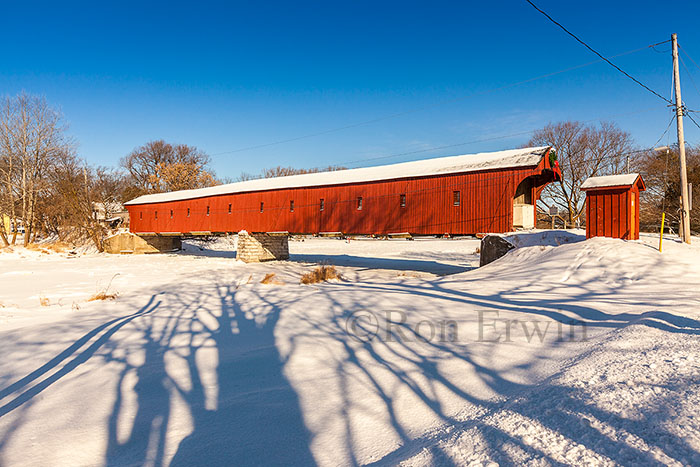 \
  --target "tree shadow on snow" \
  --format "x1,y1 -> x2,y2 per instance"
0,281 -> 315,467
308,267 -> 700,465
2,245 -> 699,466
291,253 -> 474,275
103,281 -> 315,467
0,295 -> 162,419
177,244 -> 237,259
